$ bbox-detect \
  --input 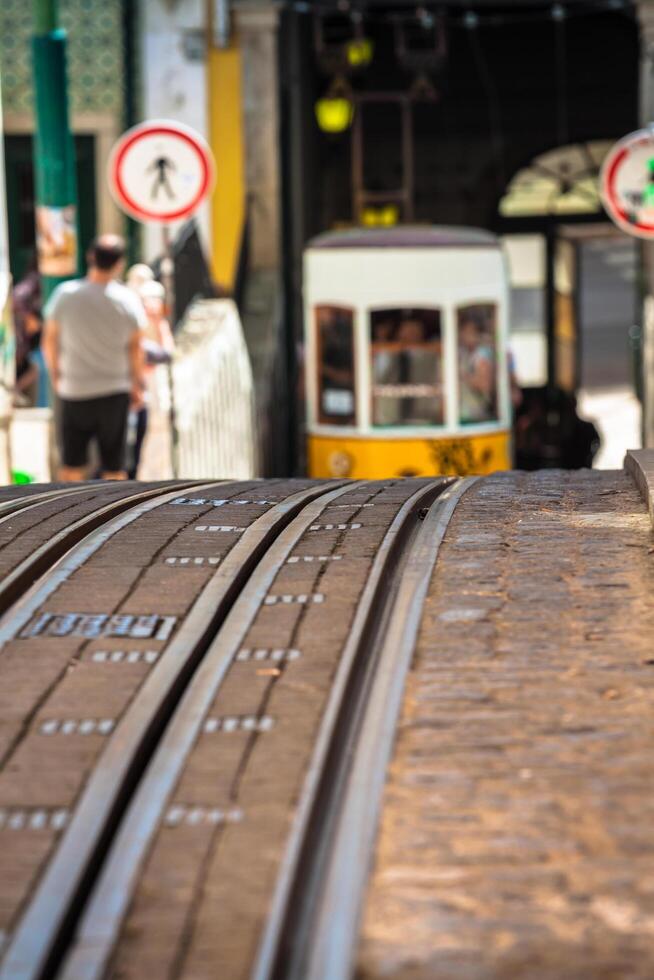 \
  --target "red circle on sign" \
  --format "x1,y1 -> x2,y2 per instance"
108,121 -> 214,224
600,129 -> 654,239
